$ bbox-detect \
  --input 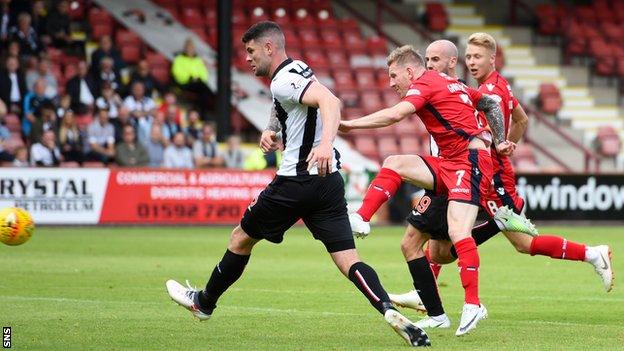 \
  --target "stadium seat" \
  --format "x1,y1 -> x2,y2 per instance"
326,51 -> 349,69
121,45 -> 142,64
91,23 -> 113,40
425,2 -> 448,32
596,126 -> 622,158
319,29 -> 343,50
333,71 -> 356,91
378,136 -> 399,159
116,30 -> 142,48
298,28 -> 321,47
367,36 -> 388,56
399,136 -> 421,155
353,136 -> 378,159
354,68 -> 376,87
338,90 -> 359,108
146,52 -> 170,69
68,0 -> 86,20
343,107 -> 364,120
304,49 -> 330,70
360,91 -> 383,113
152,66 -> 171,84
538,83 -> 562,114
343,31 -> 366,52
88,7 -> 113,27
381,90 -> 400,106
